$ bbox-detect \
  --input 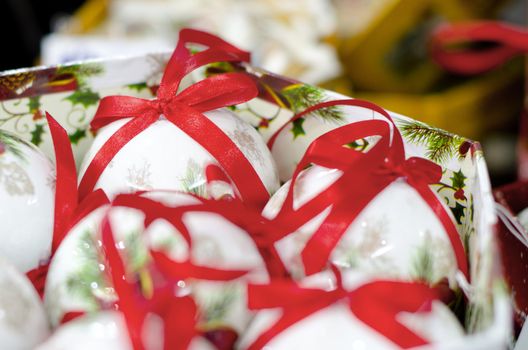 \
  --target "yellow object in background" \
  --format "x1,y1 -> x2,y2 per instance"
337,0 -> 513,94
353,61 -> 523,141
67,0 -> 109,34
433,0 -> 511,20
